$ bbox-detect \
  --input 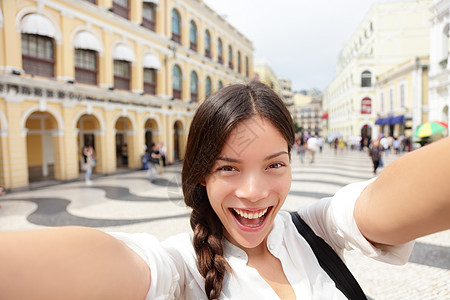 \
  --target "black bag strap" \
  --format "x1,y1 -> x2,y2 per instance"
289,212 -> 367,300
